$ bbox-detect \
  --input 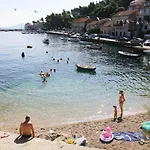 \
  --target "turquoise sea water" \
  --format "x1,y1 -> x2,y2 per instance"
0,32 -> 150,129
